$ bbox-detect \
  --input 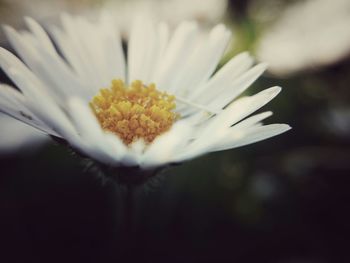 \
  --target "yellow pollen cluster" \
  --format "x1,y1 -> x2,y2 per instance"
90,79 -> 179,145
